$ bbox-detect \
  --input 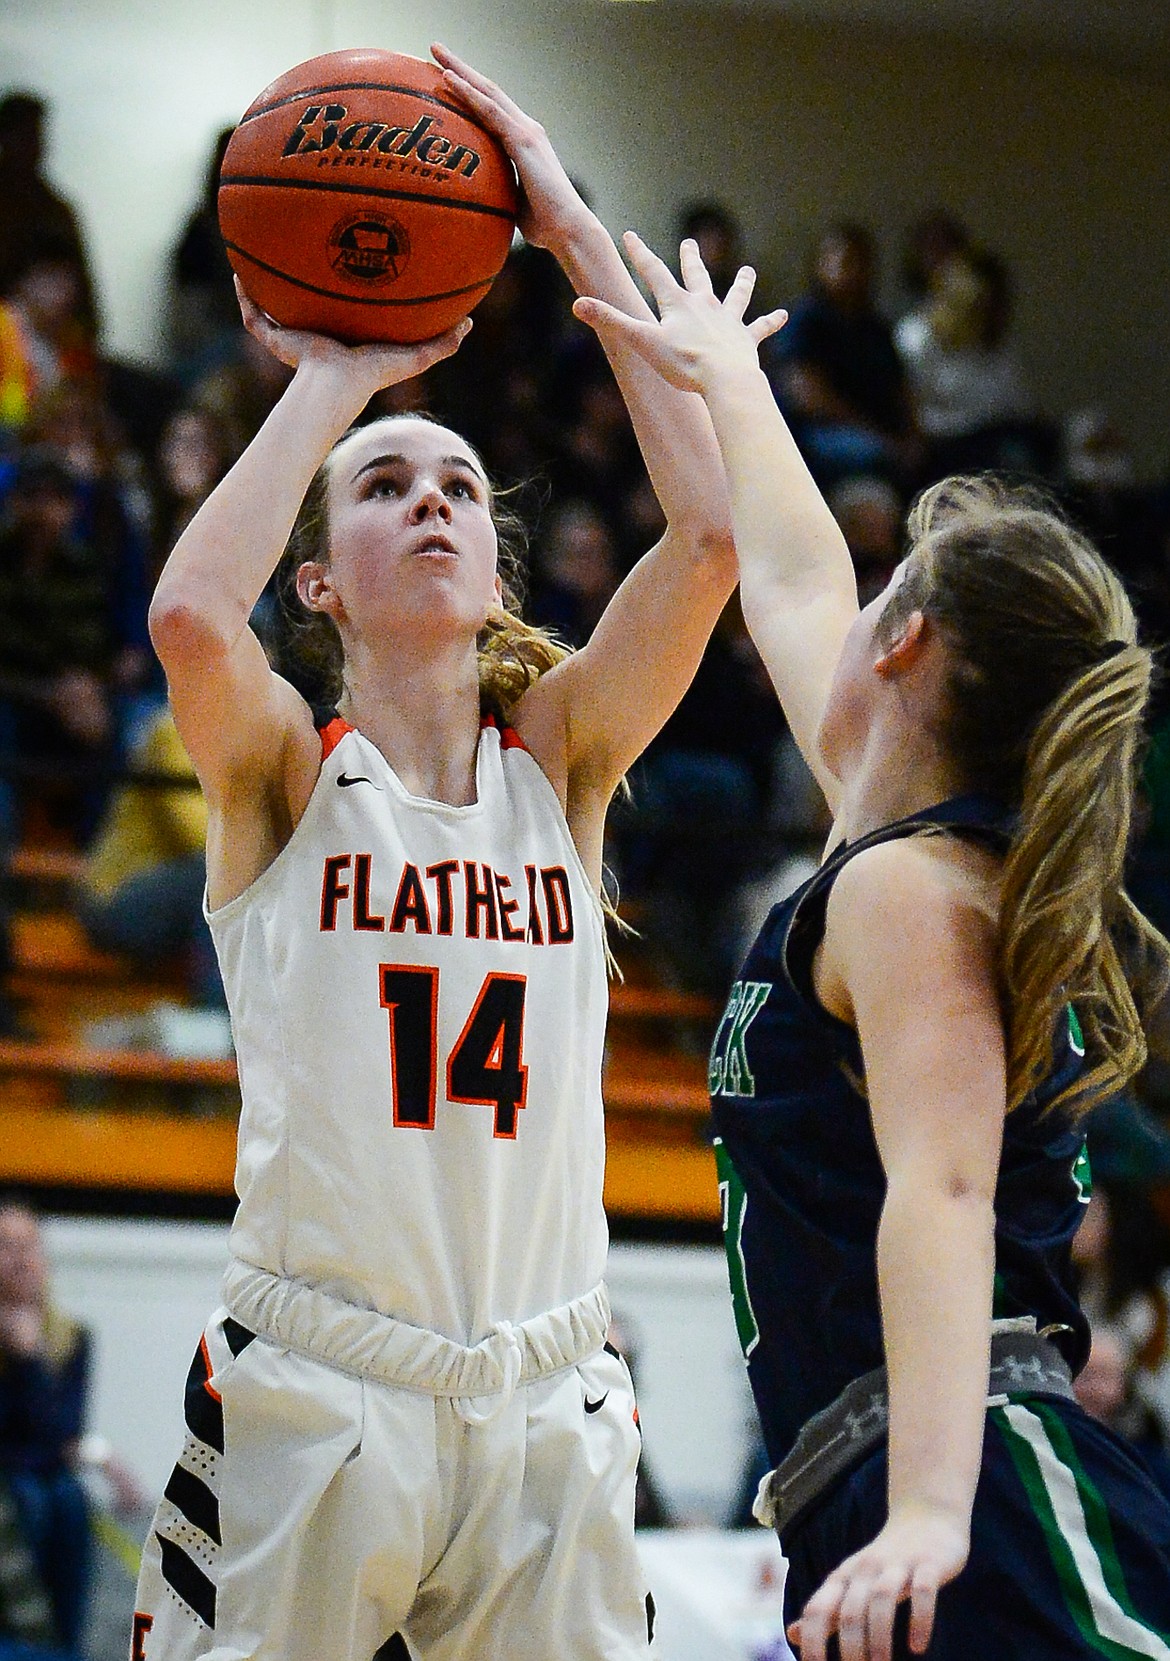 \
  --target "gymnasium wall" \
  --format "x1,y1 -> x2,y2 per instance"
4,0 -> 1169,473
